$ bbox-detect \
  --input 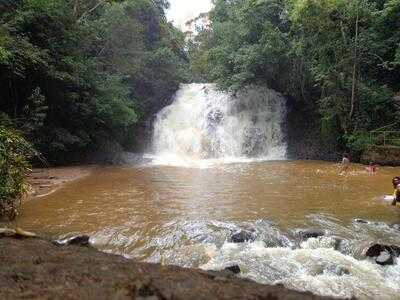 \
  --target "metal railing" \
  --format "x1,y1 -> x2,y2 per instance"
369,130 -> 400,146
